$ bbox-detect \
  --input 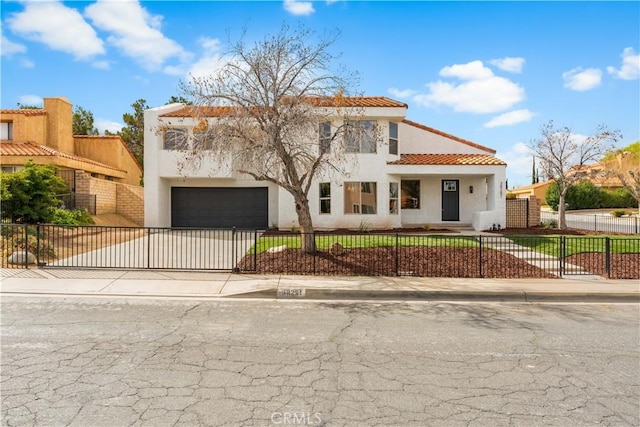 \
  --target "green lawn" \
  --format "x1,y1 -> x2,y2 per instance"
250,234 -> 479,254
507,235 -> 640,256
